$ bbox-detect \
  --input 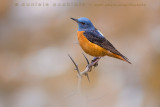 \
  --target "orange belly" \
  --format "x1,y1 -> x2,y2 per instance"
77,31 -> 111,57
